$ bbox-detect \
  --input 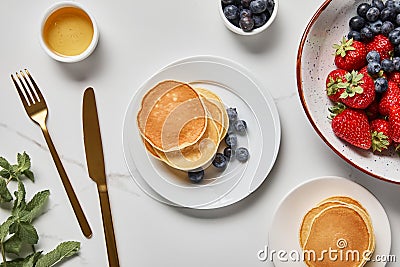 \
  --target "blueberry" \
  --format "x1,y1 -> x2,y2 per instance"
265,0 -> 274,13
396,13 -> 400,25
393,57 -> 400,70
224,5 -> 239,20
389,29 -> 400,45
368,20 -> 383,34
366,50 -> 381,63
226,107 -> 238,122
394,0 -> 400,12
235,147 -> 249,162
240,8 -> 252,18
188,170 -> 204,183
222,0 -> 235,4
223,146 -> 233,159
395,43 -> 400,56
386,0 -> 395,8
367,61 -> 381,75
381,21 -> 394,36
381,58 -> 395,72
348,30 -> 362,41
253,12 -> 268,27
212,153 -> 228,169
239,15 -> 255,31
234,119 -> 247,133
357,3 -> 371,18
349,16 -> 366,31
241,0 -> 252,8
372,0 -> 385,11
249,0 -> 267,14
380,7 -> 396,22
366,7 -> 380,22
225,133 -> 238,147
375,77 -> 389,93
360,26 -> 374,41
